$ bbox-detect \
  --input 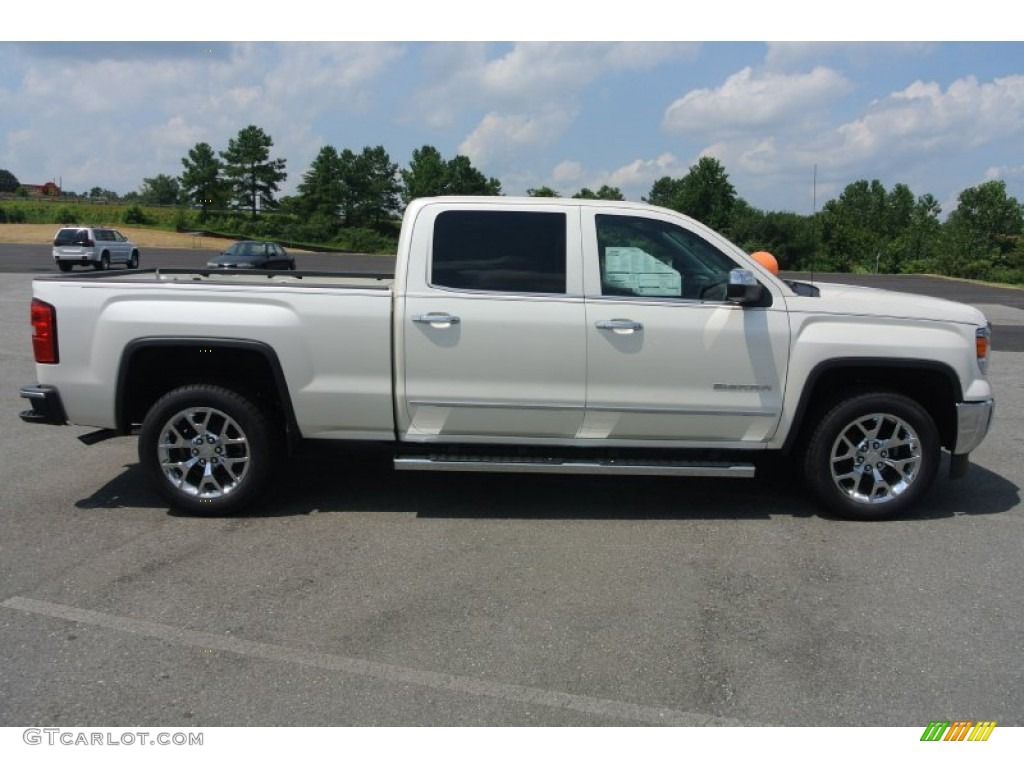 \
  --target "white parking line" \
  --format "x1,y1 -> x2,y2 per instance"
3,595 -> 752,726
